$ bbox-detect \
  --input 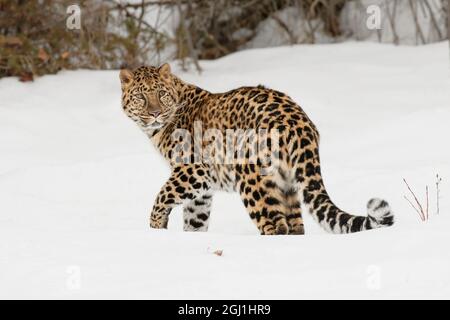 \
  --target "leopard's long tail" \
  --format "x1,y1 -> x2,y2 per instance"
296,156 -> 394,234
